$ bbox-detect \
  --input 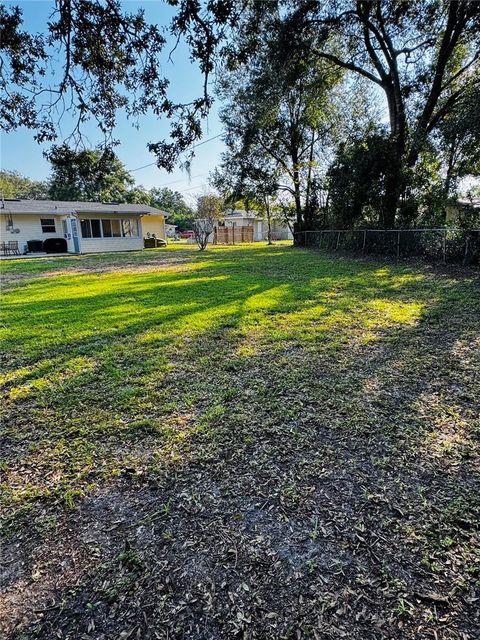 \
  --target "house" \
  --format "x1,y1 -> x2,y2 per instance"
216,209 -> 263,243
0,199 -> 168,255
446,197 -> 480,226
165,223 -> 178,238
141,208 -> 169,240
213,209 -> 293,244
